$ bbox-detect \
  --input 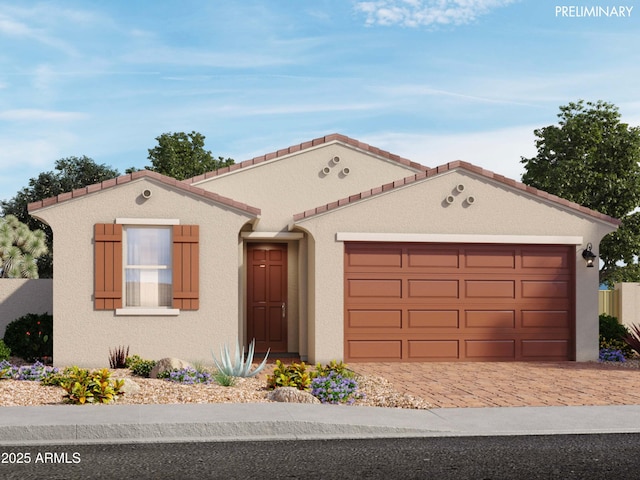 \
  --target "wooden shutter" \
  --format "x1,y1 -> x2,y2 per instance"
173,225 -> 199,310
94,224 -> 123,310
